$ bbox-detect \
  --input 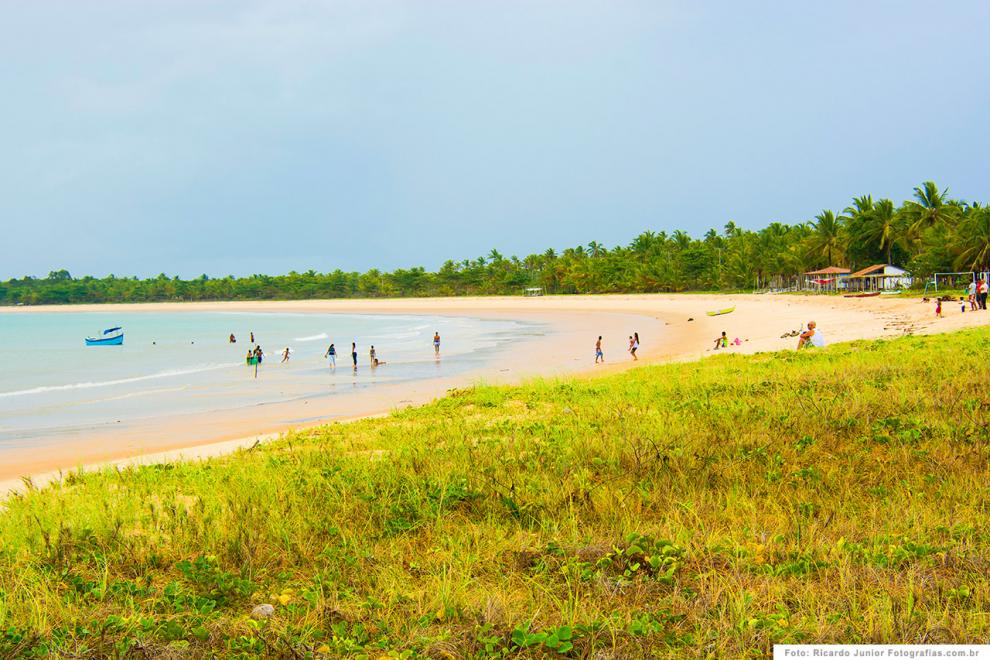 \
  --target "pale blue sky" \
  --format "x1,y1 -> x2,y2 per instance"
1,1 -> 988,278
